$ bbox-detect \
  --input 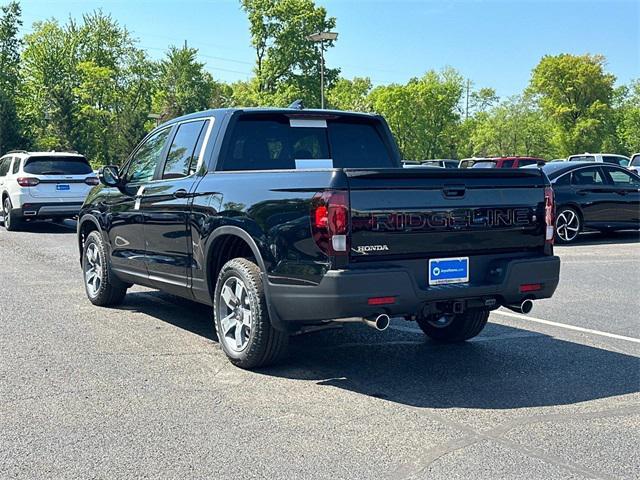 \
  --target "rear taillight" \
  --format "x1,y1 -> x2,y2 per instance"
310,190 -> 350,256
17,177 -> 40,187
84,177 -> 99,186
544,186 -> 554,245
